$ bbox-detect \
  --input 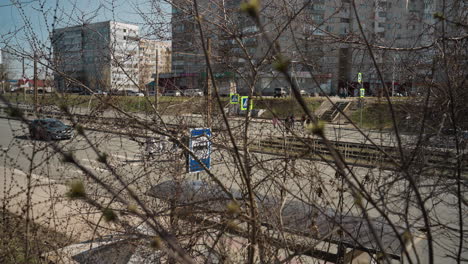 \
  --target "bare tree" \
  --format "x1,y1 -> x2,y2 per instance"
0,0 -> 466,263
